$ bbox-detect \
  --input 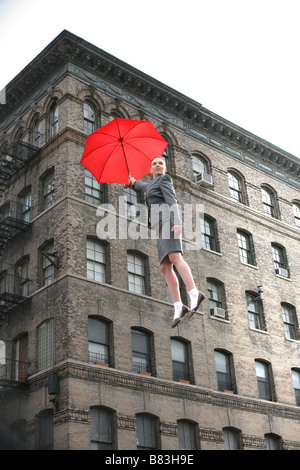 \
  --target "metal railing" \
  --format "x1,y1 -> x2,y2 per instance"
0,358 -> 29,386
88,351 -> 110,365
